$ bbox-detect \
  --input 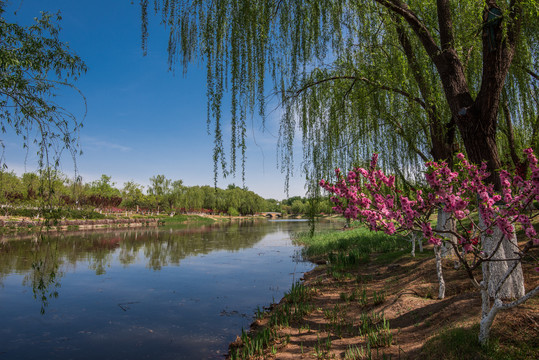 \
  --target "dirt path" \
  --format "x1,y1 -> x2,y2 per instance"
229,250 -> 539,359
